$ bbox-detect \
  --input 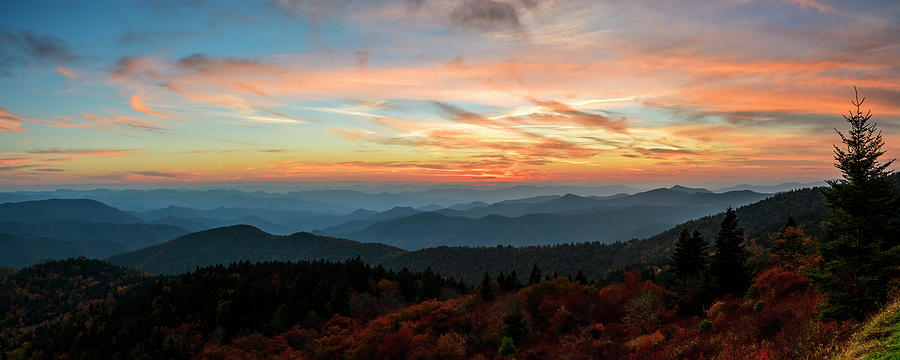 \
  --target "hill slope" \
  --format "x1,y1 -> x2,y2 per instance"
383,187 -> 827,281
0,221 -> 188,250
0,199 -> 144,224
107,225 -> 406,275
0,233 -> 129,267
837,297 -> 900,359
346,205 -> 688,249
